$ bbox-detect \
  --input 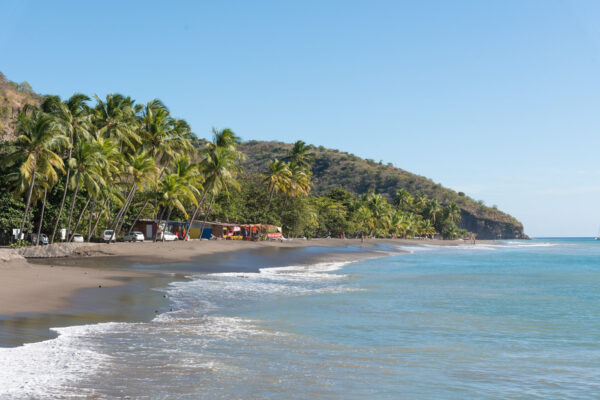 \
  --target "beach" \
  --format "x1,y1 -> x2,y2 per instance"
0,238 -> 480,318
3,238 -> 598,399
